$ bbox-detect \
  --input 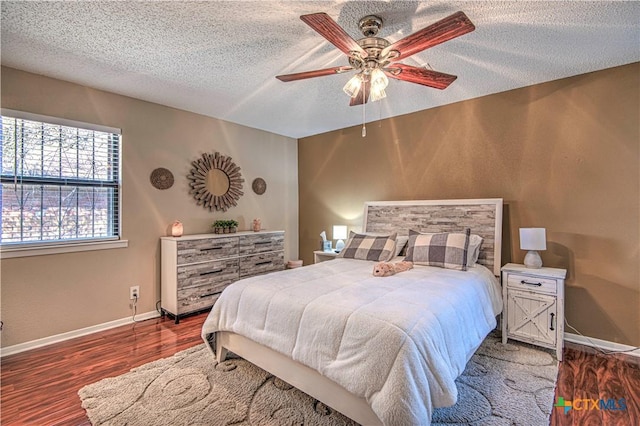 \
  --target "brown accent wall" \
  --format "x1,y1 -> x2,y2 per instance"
298,63 -> 639,346
0,67 -> 299,348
